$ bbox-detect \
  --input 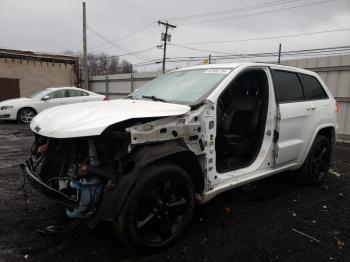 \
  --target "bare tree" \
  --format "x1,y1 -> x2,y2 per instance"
62,50 -> 133,76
